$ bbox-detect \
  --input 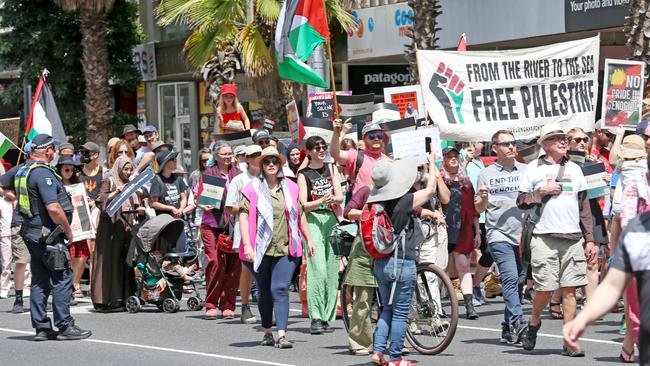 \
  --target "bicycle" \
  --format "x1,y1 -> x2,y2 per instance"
340,261 -> 458,355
